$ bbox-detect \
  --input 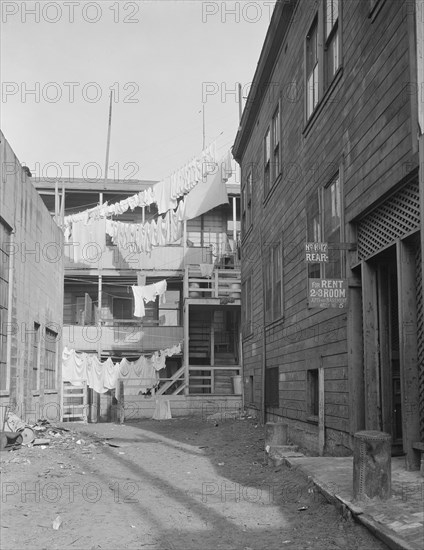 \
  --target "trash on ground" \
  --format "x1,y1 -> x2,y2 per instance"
52,515 -> 62,530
